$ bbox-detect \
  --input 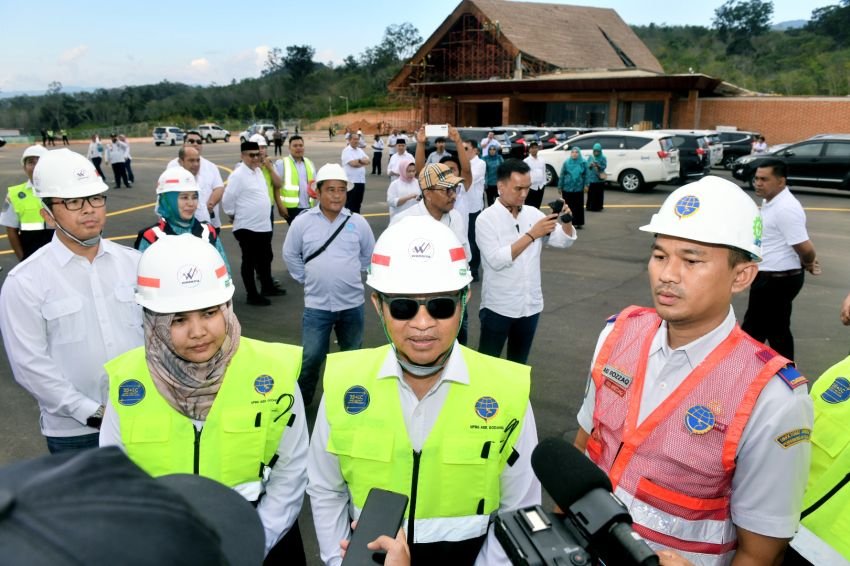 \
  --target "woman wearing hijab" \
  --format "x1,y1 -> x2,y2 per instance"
586,142 -> 607,212
386,156 -> 420,219
100,234 -> 309,565
558,146 -> 588,229
134,167 -> 231,273
482,143 -> 504,206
